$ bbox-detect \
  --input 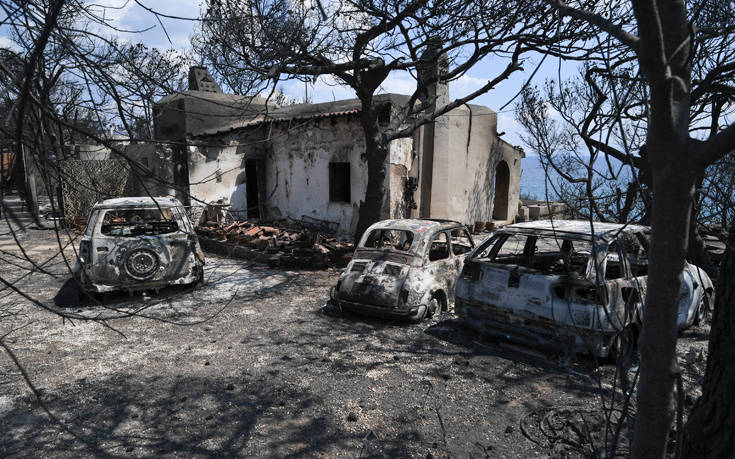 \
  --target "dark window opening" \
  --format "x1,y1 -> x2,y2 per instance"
450,228 -> 474,255
378,106 -> 391,125
362,229 -> 414,252
492,160 -> 510,220
429,232 -> 450,262
100,208 -> 178,237
329,162 -> 351,203
245,160 -> 261,219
